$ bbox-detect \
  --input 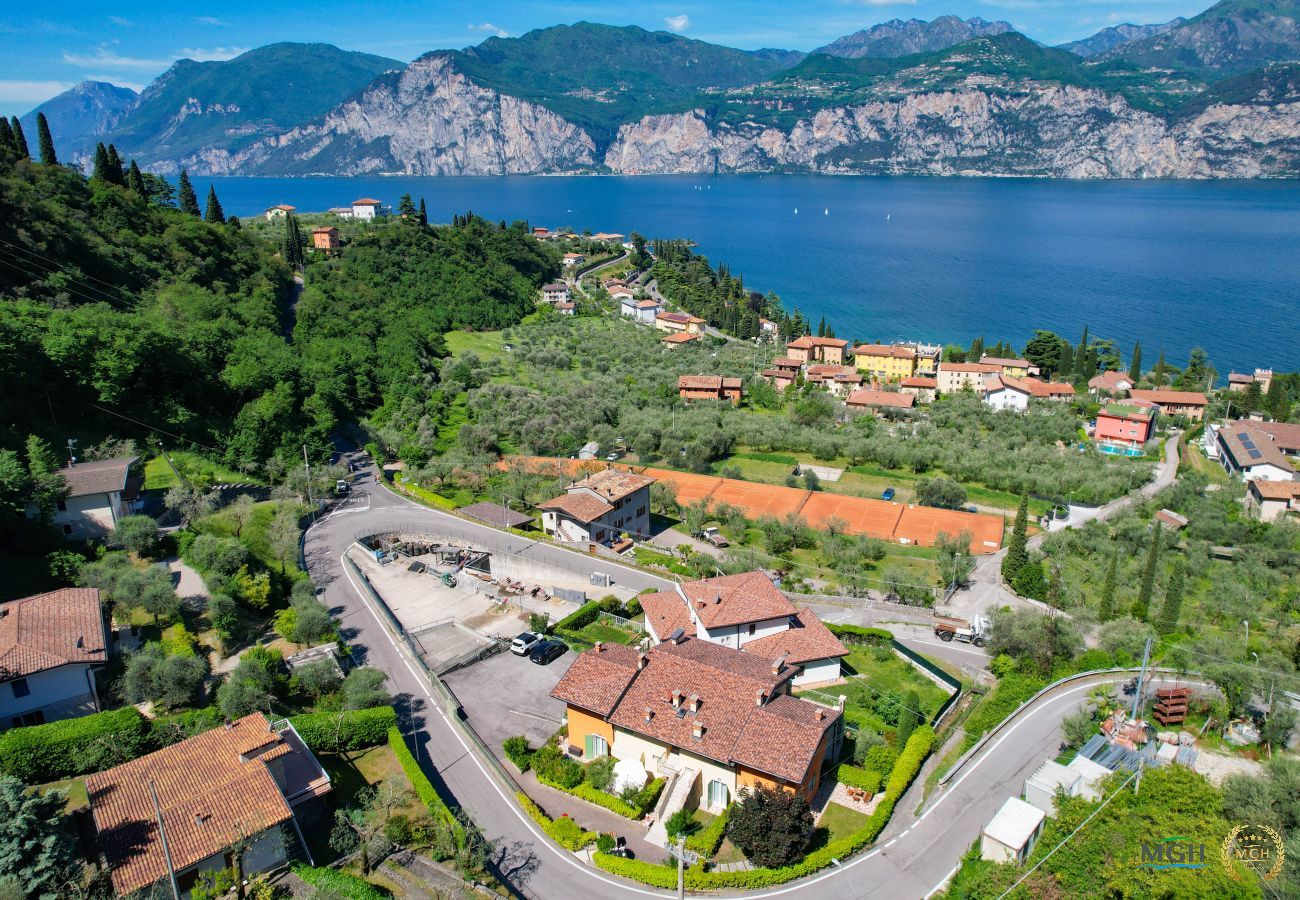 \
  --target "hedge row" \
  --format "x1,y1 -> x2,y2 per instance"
290,864 -> 390,899
592,726 -> 937,890
835,764 -> 882,796
290,706 -> 398,753
554,600 -> 601,631
825,623 -> 893,645
685,806 -> 729,857
518,792 -> 596,851
0,707 -> 150,783
537,773 -> 665,820
387,727 -> 458,830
